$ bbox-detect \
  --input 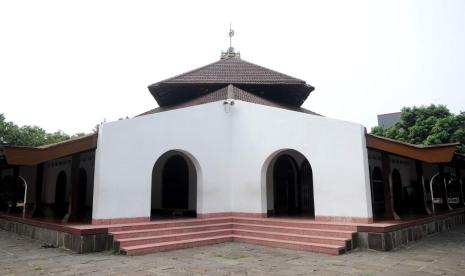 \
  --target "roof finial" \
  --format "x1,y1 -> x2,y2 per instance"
229,23 -> 234,50
221,24 -> 240,59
